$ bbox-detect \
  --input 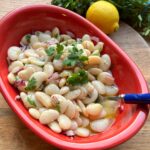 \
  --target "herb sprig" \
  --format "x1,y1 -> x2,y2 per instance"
67,70 -> 88,86
27,97 -> 37,107
63,46 -> 88,67
52,0 -> 150,37
25,77 -> 37,91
